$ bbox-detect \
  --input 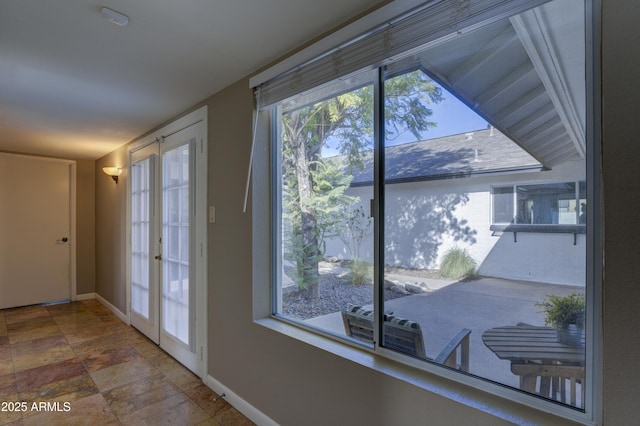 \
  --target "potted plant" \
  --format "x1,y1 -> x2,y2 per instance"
535,292 -> 585,346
